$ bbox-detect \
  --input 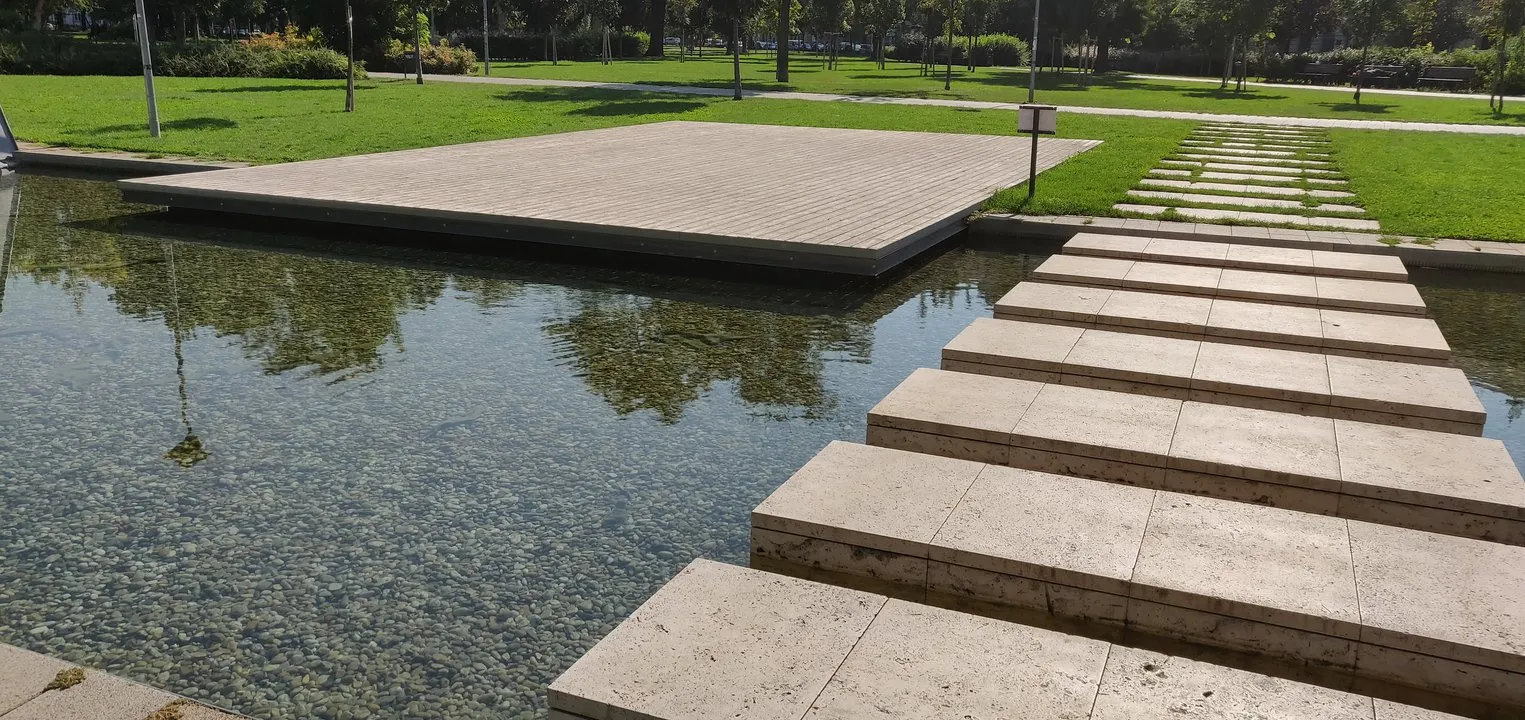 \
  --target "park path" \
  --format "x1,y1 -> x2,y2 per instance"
1126,72 -> 1525,103
371,71 -> 1525,135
